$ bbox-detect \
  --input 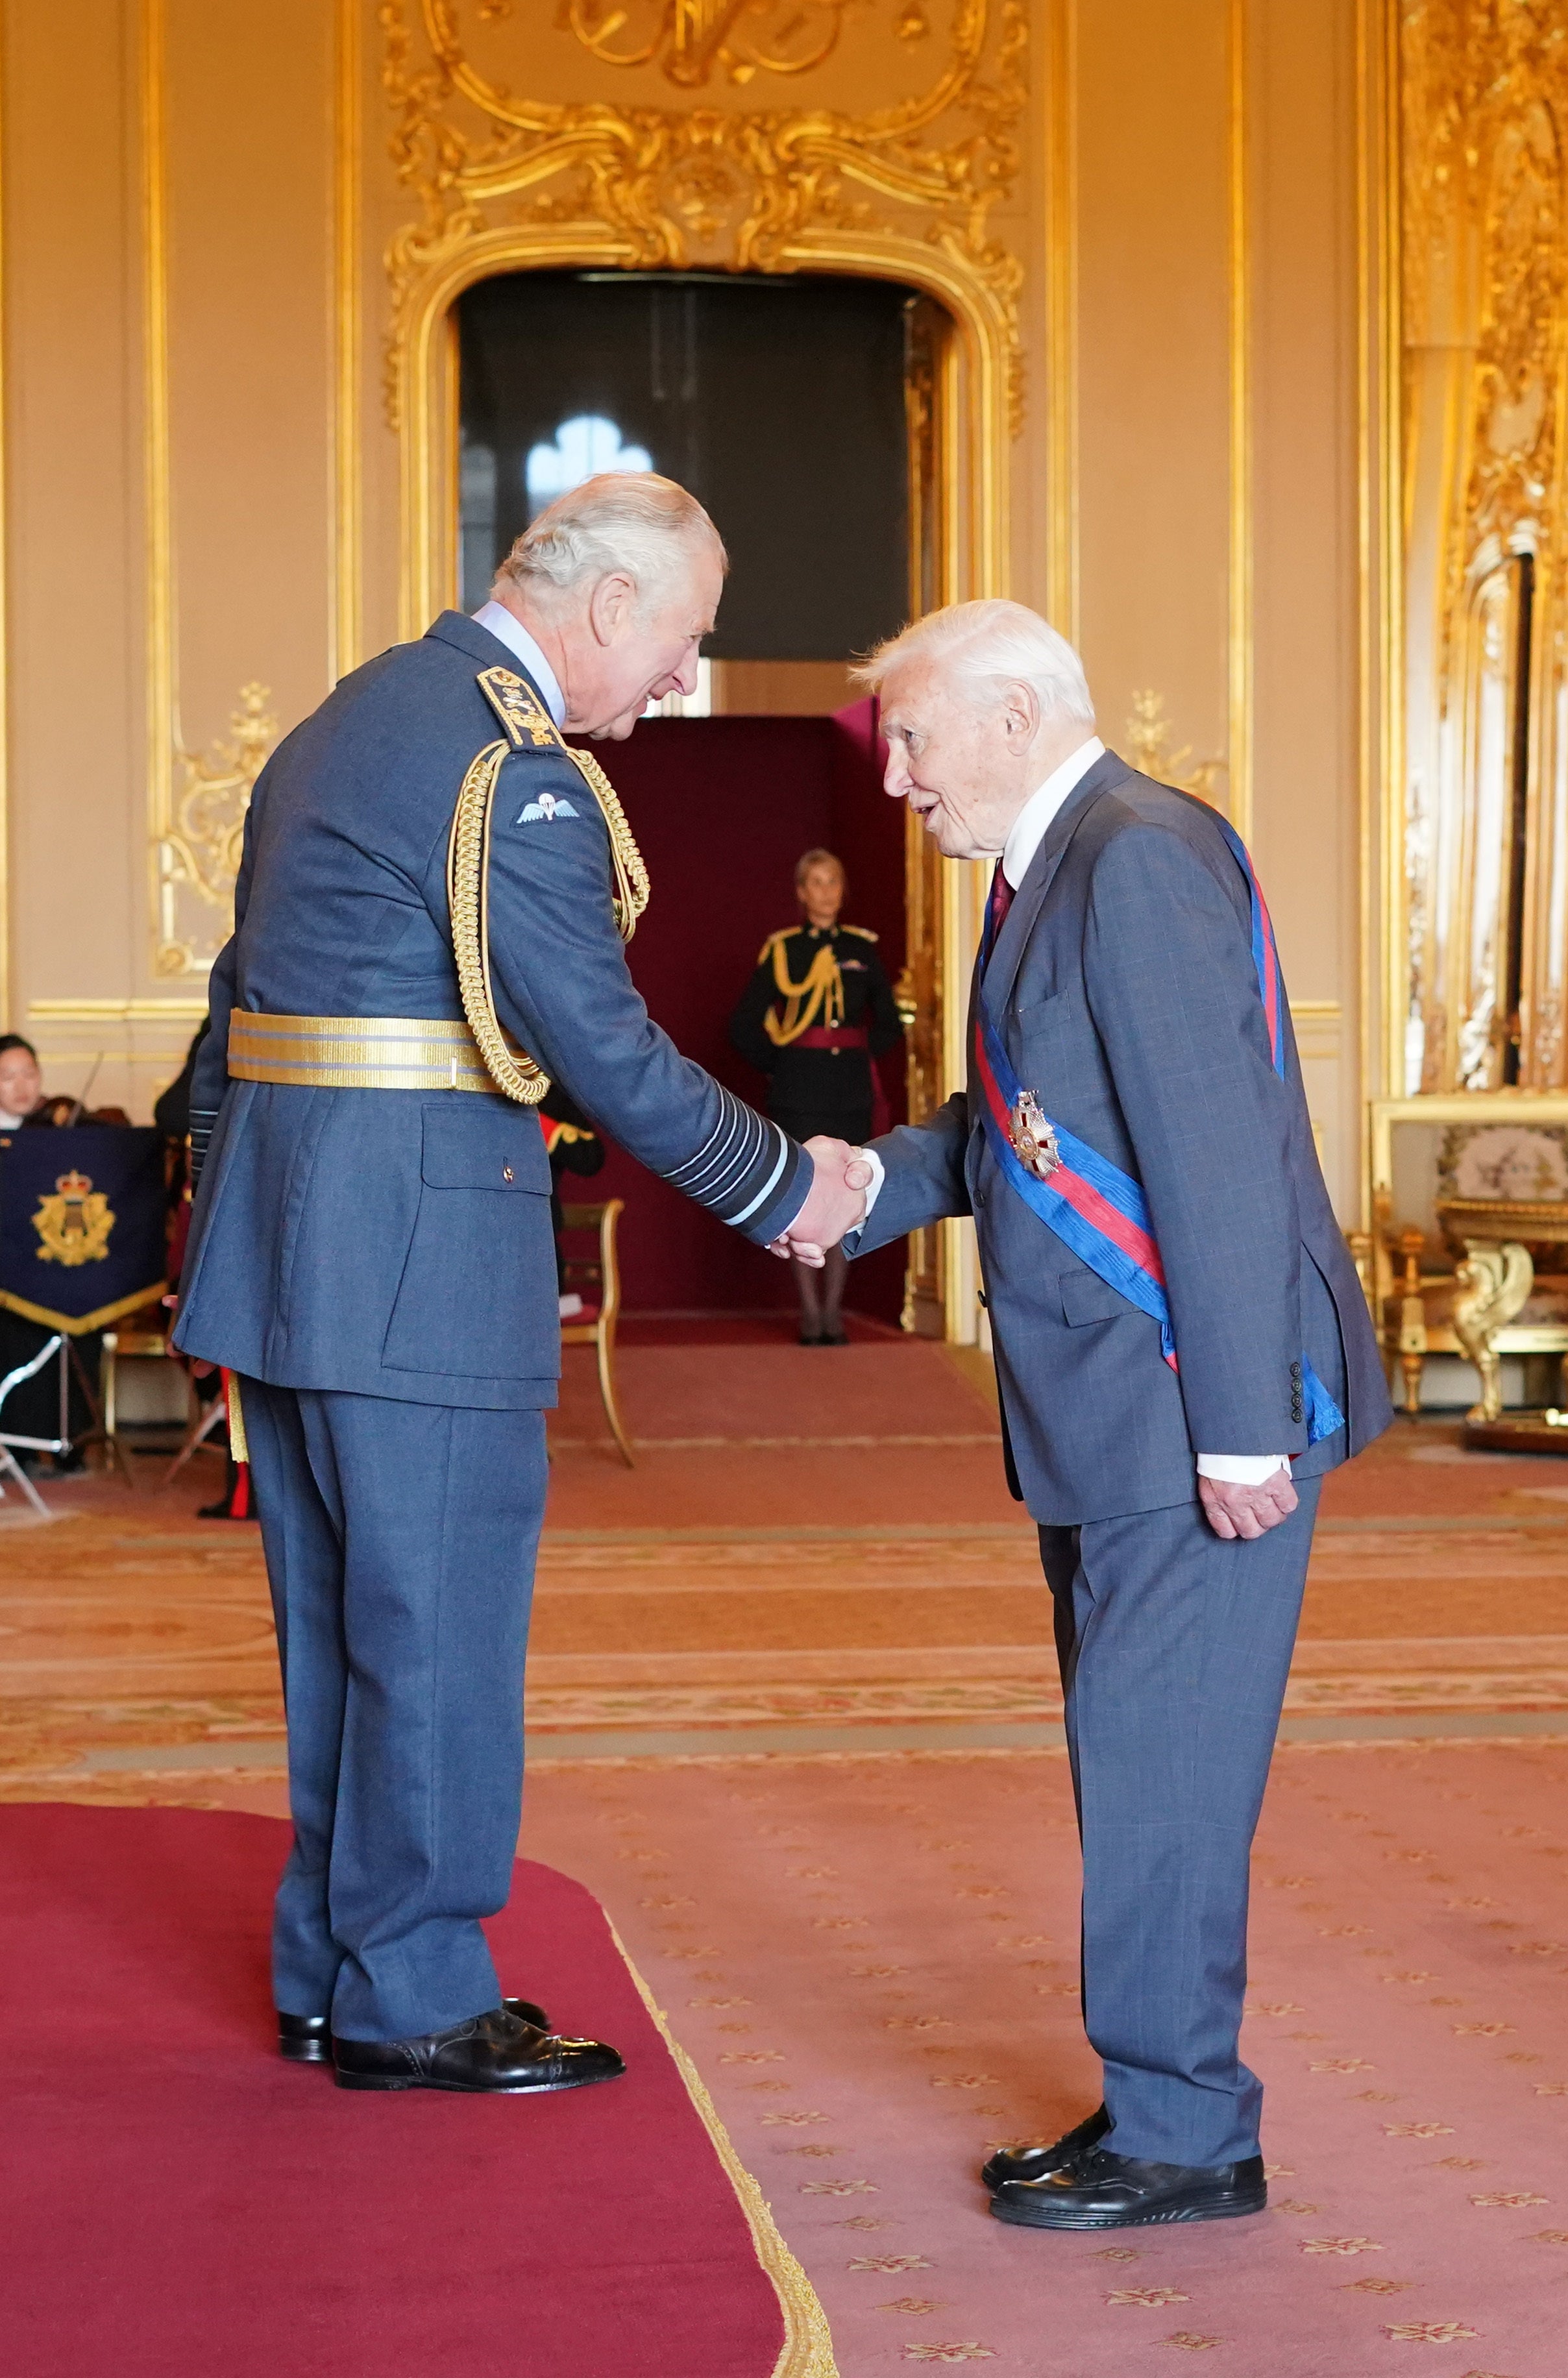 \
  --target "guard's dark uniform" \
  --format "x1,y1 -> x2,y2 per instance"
729,922 -> 904,1145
